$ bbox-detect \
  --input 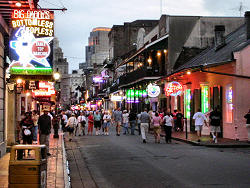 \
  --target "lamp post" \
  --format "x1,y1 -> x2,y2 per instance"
53,71 -> 61,138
